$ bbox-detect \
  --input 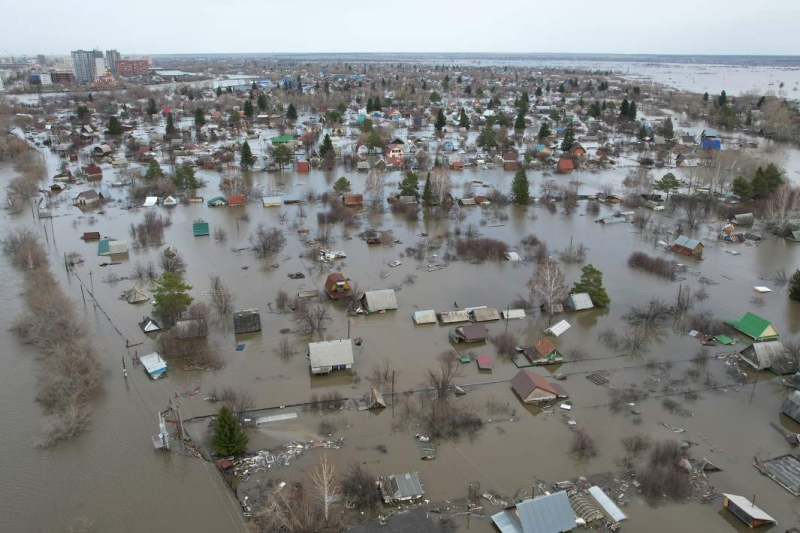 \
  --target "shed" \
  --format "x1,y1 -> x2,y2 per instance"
565,293 -> 594,311
344,194 -> 364,207
162,196 -> 178,206
413,310 -> 437,324
722,494 -> 775,528
142,196 -> 158,207
262,196 -> 284,207
476,355 -> 493,370
82,231 -> 101,241
502,309 -> 526,320
781,391 -> 800,424
360,290 -> 398,313
545,320 -> 571,337
138,317 -> 161,334
296,160 -> 310,172
439,310 -> 470,324
733,213 -> 754,226
729,312 -> 779,342
470,307 -> 501,322
227,194 -> 246,207
491,491 -> 575,533
739,341 -> 797,374
324,273 -> 351,299
511,370 -> 568,403
233,309 -> 262,334
123,287 -> 150,304
193,222 -> 210,236
140,352 -> 167,379
522,338 -> 564,365
379,471 -> 424,503
97,238 -> 128,256
670,235 -> 704,258
308,339 -> 354,375
450,323 -> 488,343
206,196 -> 228,207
